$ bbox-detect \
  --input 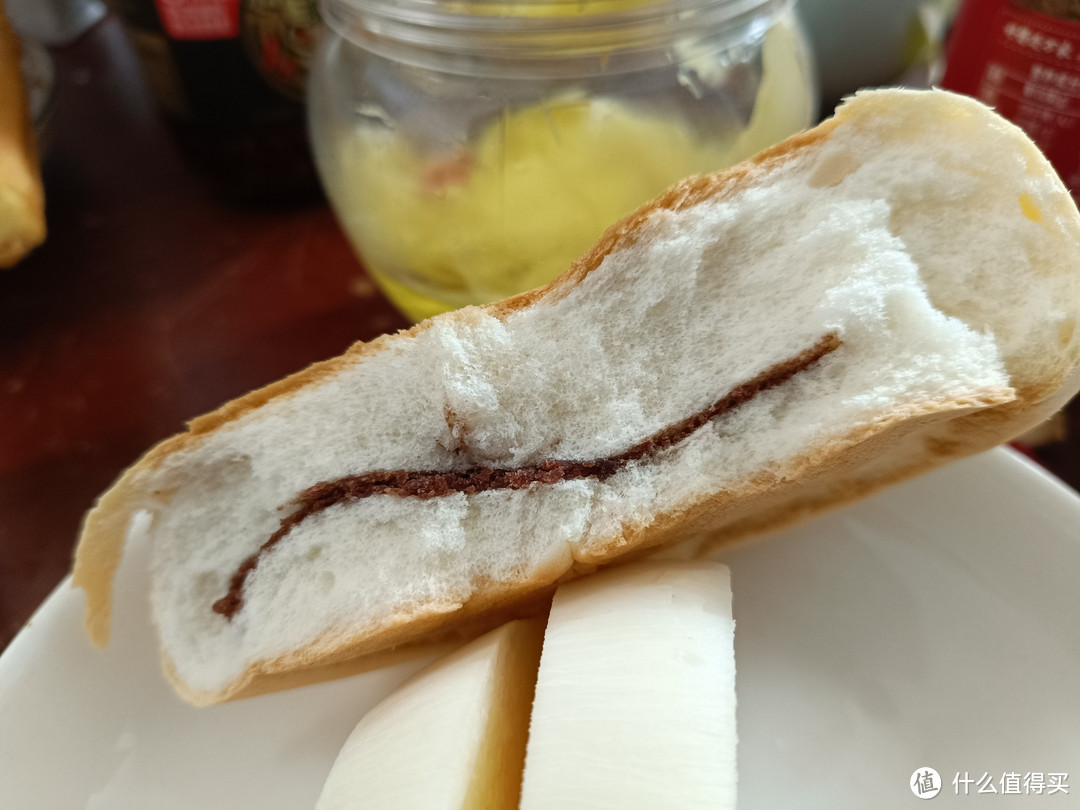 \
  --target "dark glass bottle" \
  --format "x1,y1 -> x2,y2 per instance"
112,0 -> 323,204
